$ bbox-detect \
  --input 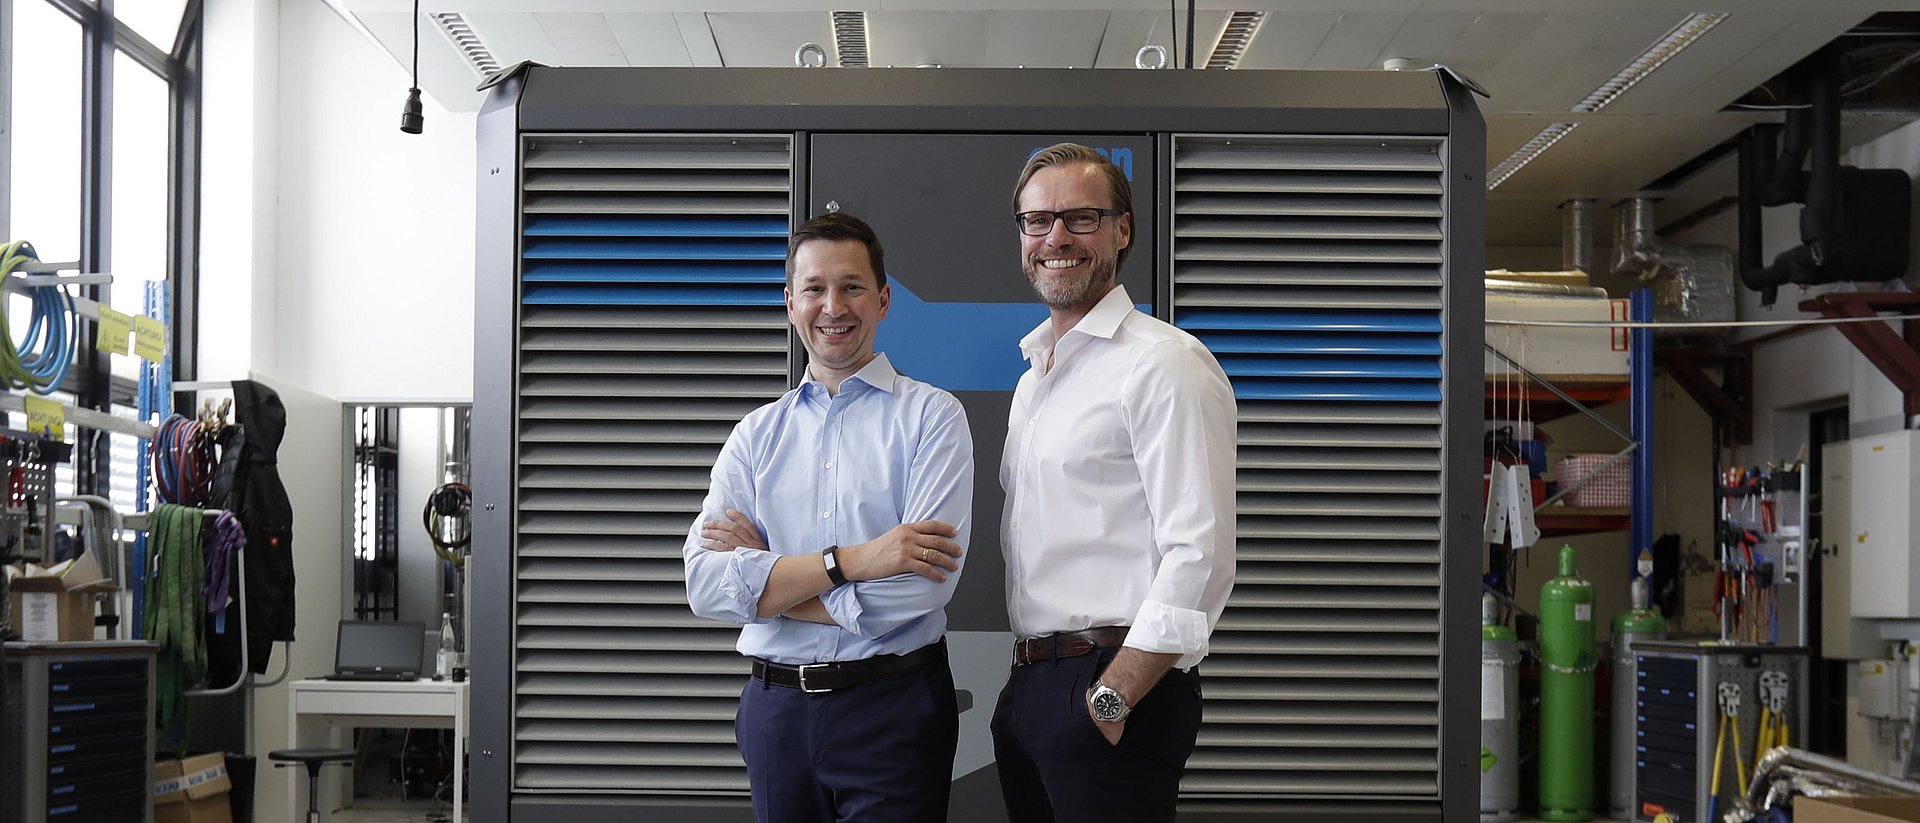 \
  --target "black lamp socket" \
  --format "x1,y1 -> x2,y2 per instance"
400,87 -> 424,134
